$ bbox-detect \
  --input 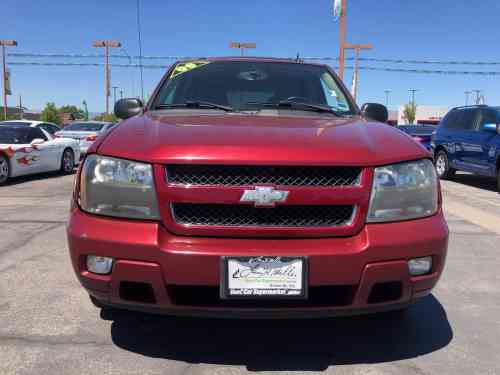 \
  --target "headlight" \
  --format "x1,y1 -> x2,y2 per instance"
367,159 -> 438,223
79,155 -> 160,220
